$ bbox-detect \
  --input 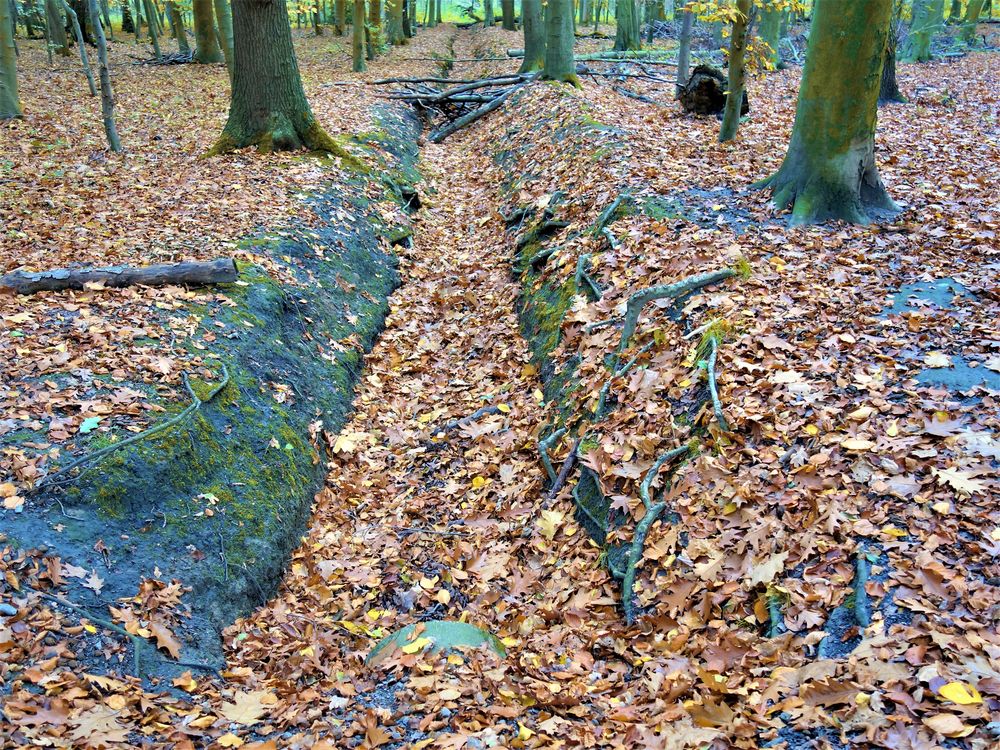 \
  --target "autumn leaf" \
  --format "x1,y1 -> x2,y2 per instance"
536,509 -> 564,540
220,690 -> 274,726
931,467 -> 986,495
148,620 -> 182,659
922,713 -> 973,738
937,681 -> 982,705
922,351 -> 952,368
